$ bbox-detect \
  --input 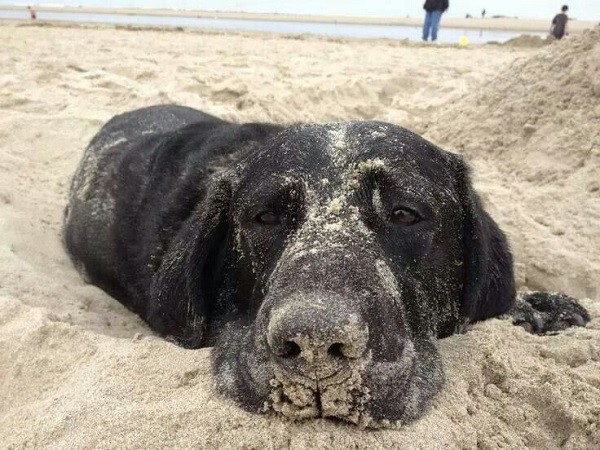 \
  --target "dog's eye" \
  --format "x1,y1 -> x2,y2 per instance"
255,210 -> 281,225
390,207 -> 421,225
